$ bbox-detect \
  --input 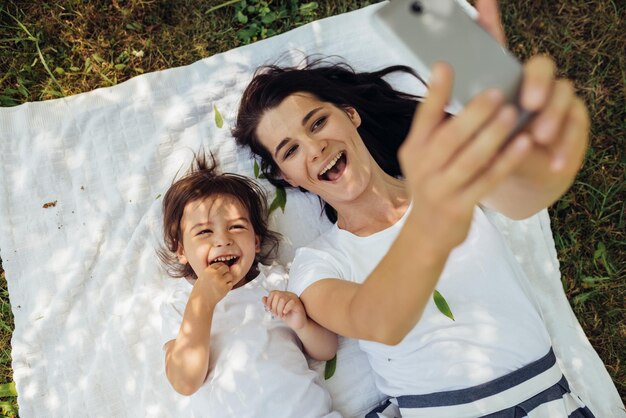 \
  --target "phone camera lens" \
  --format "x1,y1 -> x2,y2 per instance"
410,1 -> 423,14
